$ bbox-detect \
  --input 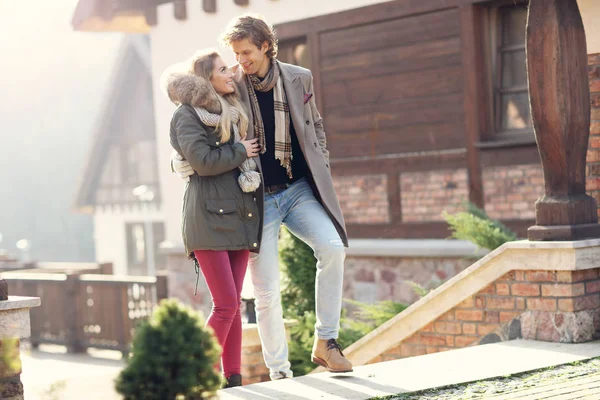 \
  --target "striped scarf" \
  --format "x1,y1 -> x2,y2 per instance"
245,59 -> 293,179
